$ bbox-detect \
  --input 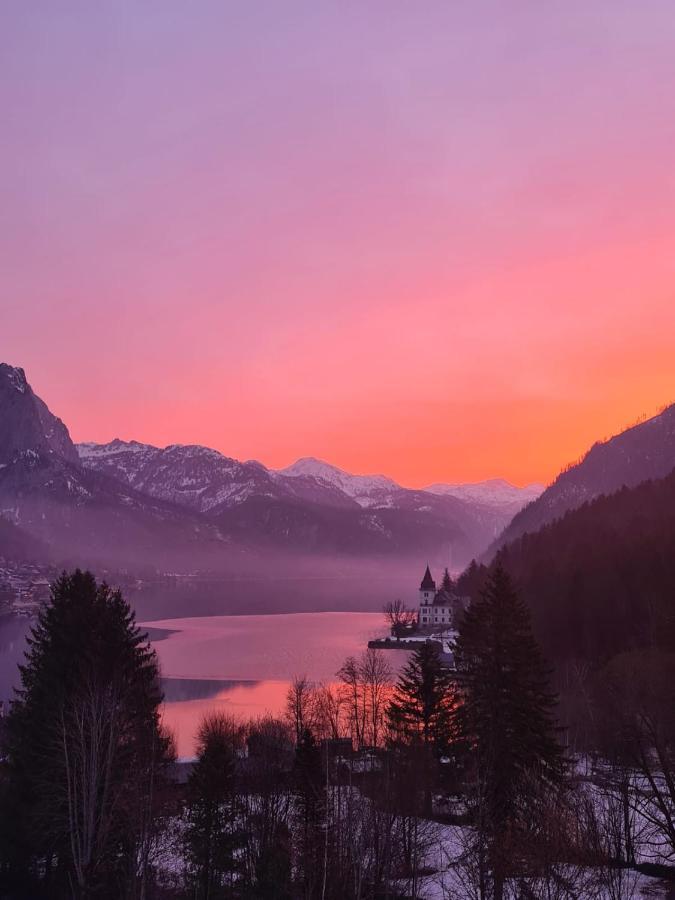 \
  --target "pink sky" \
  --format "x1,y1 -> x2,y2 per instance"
2,2 -> 675,487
